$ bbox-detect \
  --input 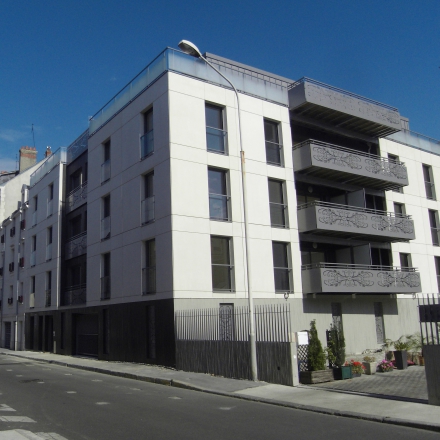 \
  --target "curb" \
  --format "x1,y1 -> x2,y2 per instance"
2,351 -> 440,433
